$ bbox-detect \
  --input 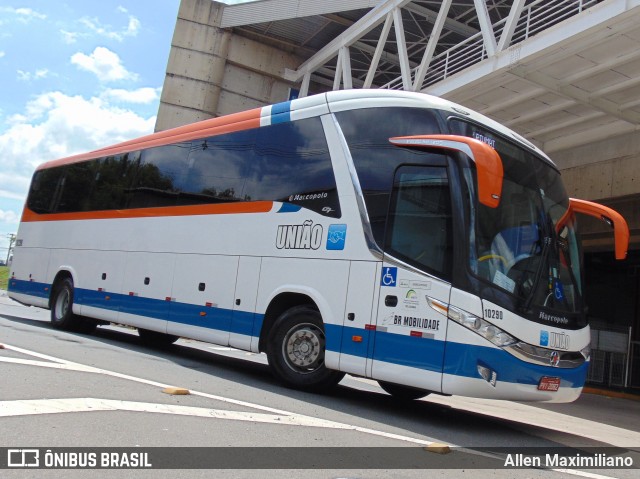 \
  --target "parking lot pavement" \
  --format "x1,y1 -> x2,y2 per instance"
1,288 -> 639,446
